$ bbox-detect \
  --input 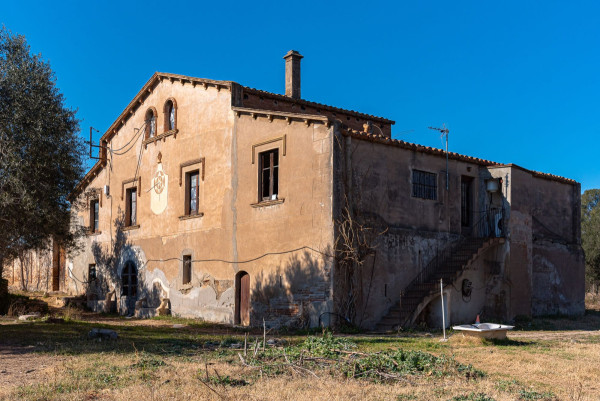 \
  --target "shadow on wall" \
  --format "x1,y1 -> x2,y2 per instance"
251,247 -> 333,329
89,210 -> 130,301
